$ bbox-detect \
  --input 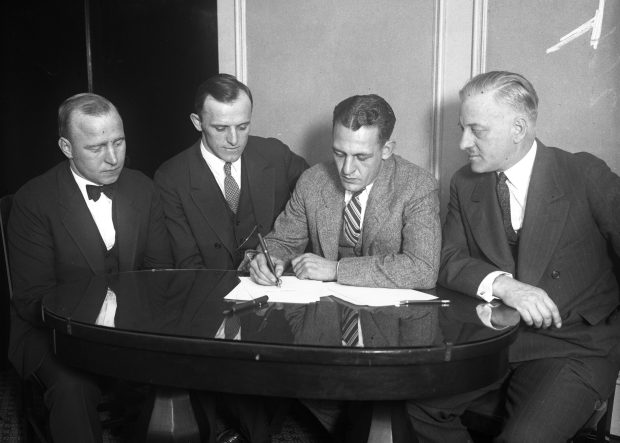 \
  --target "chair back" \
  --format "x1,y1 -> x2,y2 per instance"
0,195 -> 13,299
